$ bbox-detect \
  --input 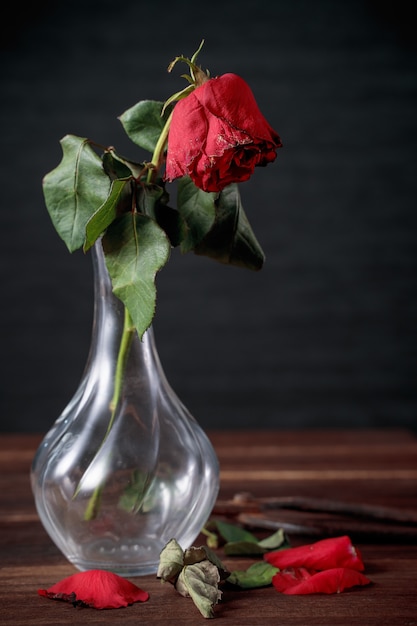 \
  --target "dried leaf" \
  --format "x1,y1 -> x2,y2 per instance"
184,545 -> 230,579
157,538 -> 184,583
176,560 -> 222,618
158,539 -> 229,618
